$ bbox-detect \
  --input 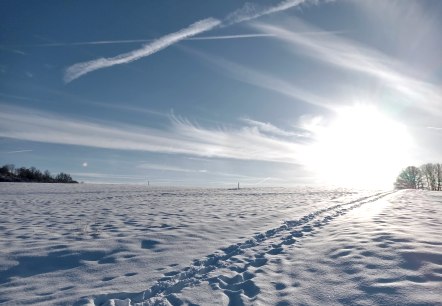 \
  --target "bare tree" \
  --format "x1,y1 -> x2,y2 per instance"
421,163 -> 437,190
436,163 -> 442,191
55,172 -> 75,183
395,166 -> 423,189
0,164 -> 77,183
5,164 -> 15,174
43,170 -> 53,182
